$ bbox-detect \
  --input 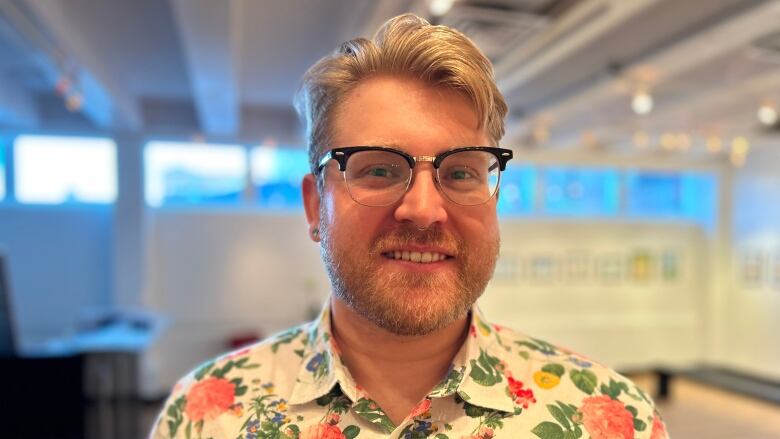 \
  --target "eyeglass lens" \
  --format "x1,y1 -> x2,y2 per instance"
343,149 -> 500,206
